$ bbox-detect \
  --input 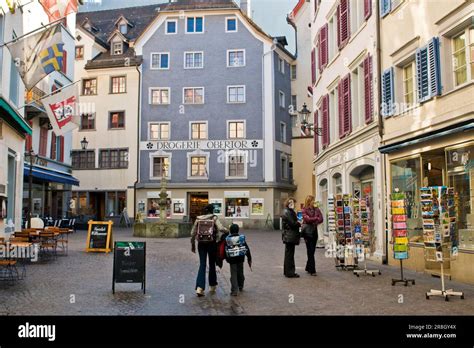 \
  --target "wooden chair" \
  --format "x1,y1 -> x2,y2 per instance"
14,231 -> 30,239
56,228 -> 69,255
38,231 -> 57,260
10,237 -> 29,243
0,260 -> 19,284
